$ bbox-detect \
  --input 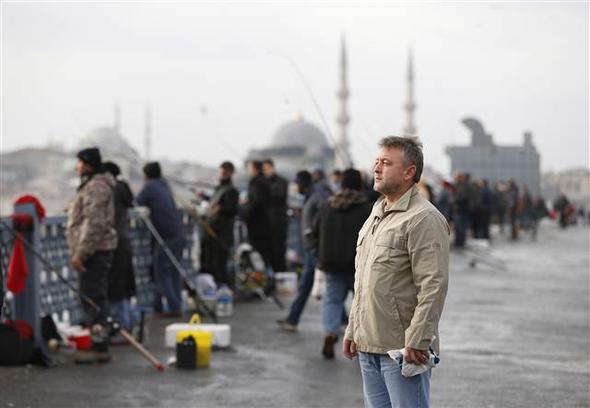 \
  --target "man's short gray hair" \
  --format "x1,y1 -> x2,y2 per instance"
378,136 -> 424,183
